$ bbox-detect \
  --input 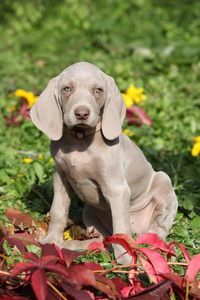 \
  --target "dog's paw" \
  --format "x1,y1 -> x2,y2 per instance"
60,239 -> 93,251
38,235 -> 63,246
60,240 -> 83,250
